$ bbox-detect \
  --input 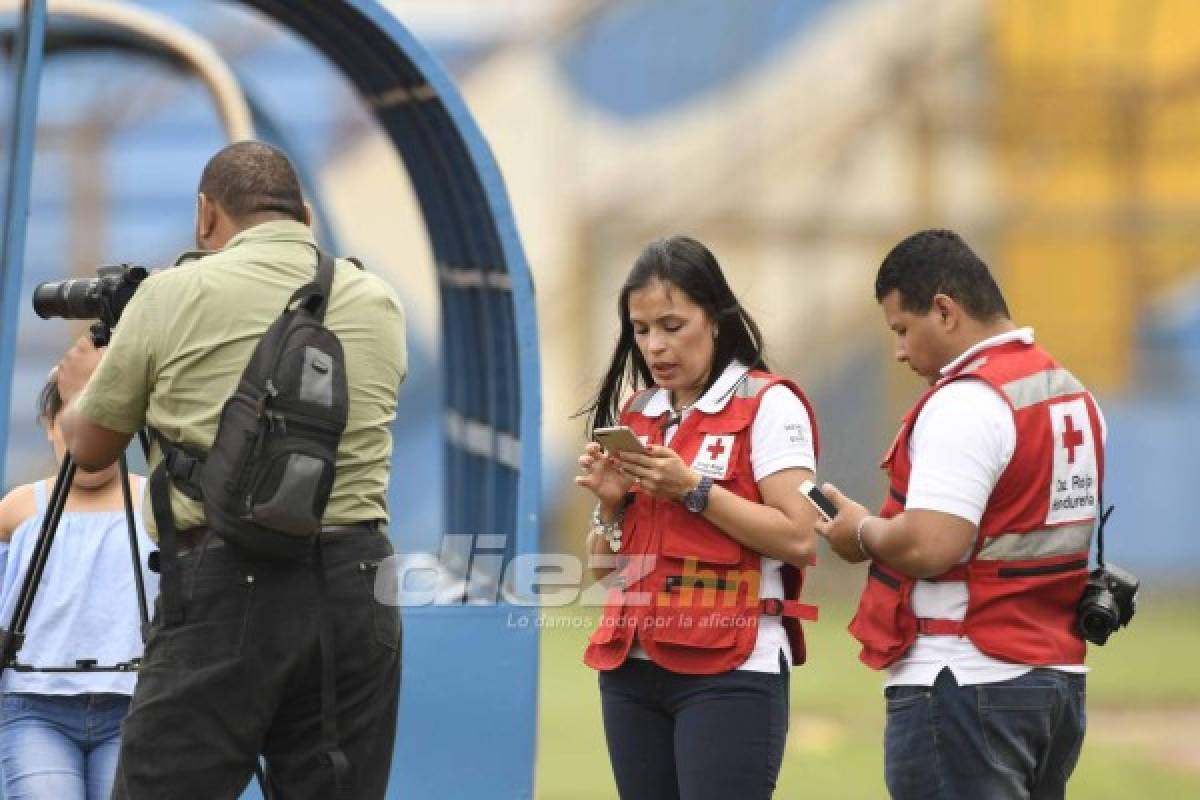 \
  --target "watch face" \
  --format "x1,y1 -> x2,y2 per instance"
683,477 -> 712,513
